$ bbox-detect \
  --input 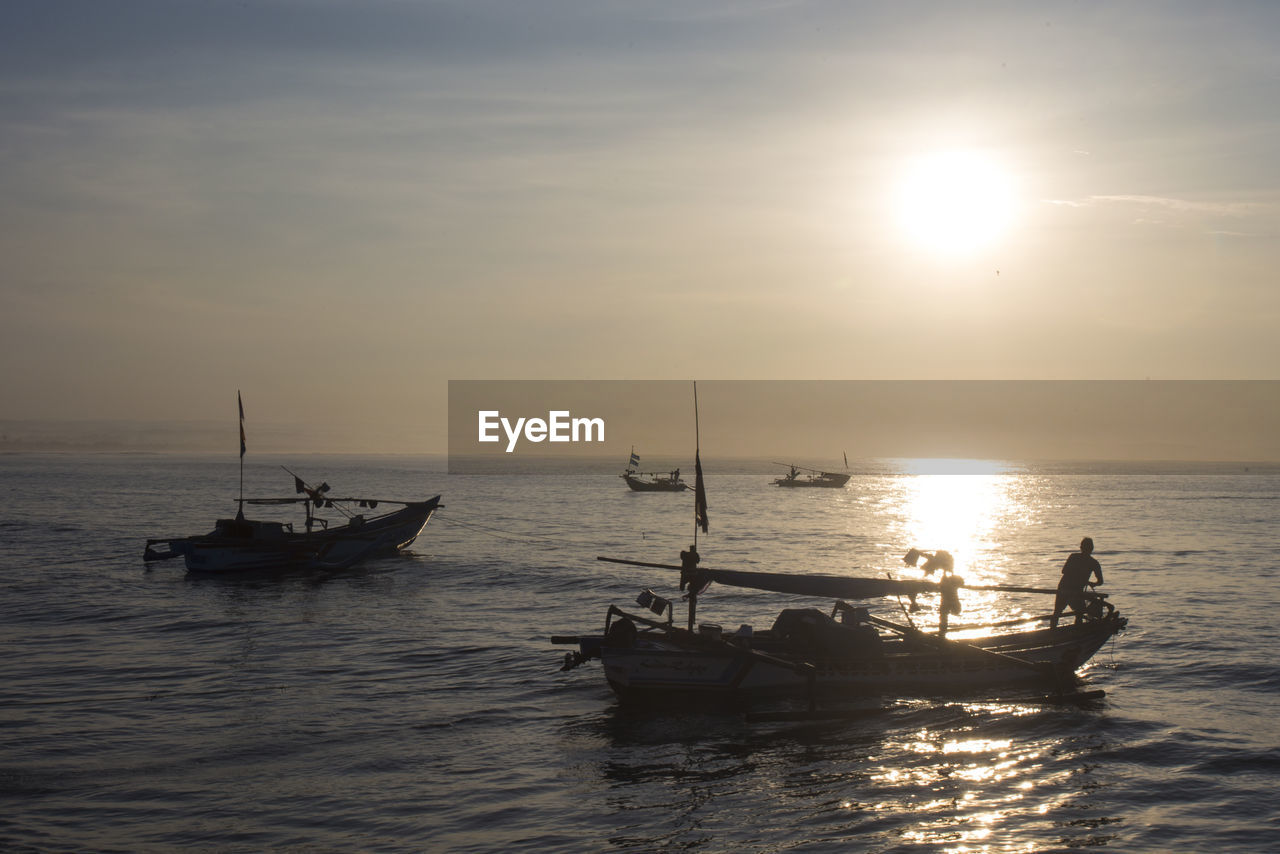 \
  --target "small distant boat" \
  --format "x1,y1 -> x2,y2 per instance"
143,392 -> 440,572
621,447 -> 687,492
772,462 -> 851,488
